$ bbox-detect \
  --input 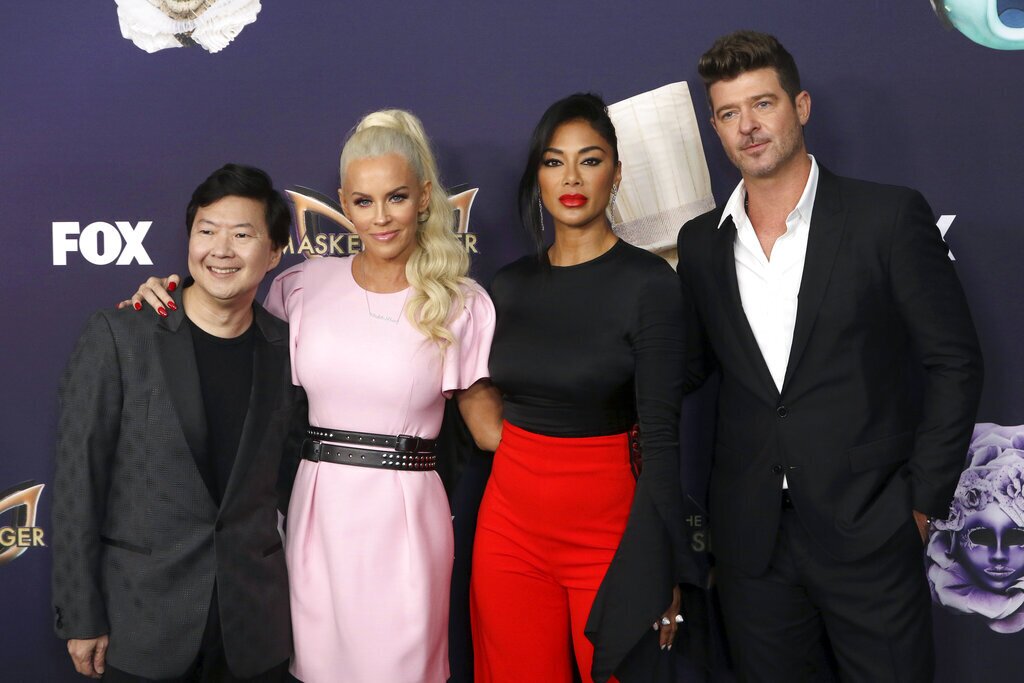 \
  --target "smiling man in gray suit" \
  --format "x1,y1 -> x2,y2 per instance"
52,164 -> 305,682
